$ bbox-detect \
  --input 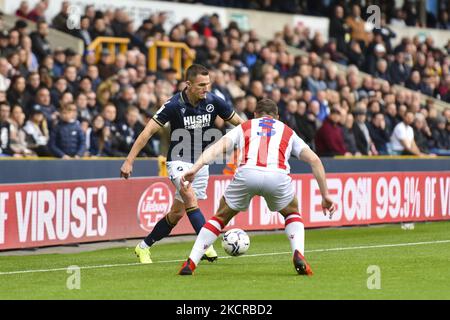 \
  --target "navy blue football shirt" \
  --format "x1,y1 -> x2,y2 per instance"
152,89 -> 235,163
